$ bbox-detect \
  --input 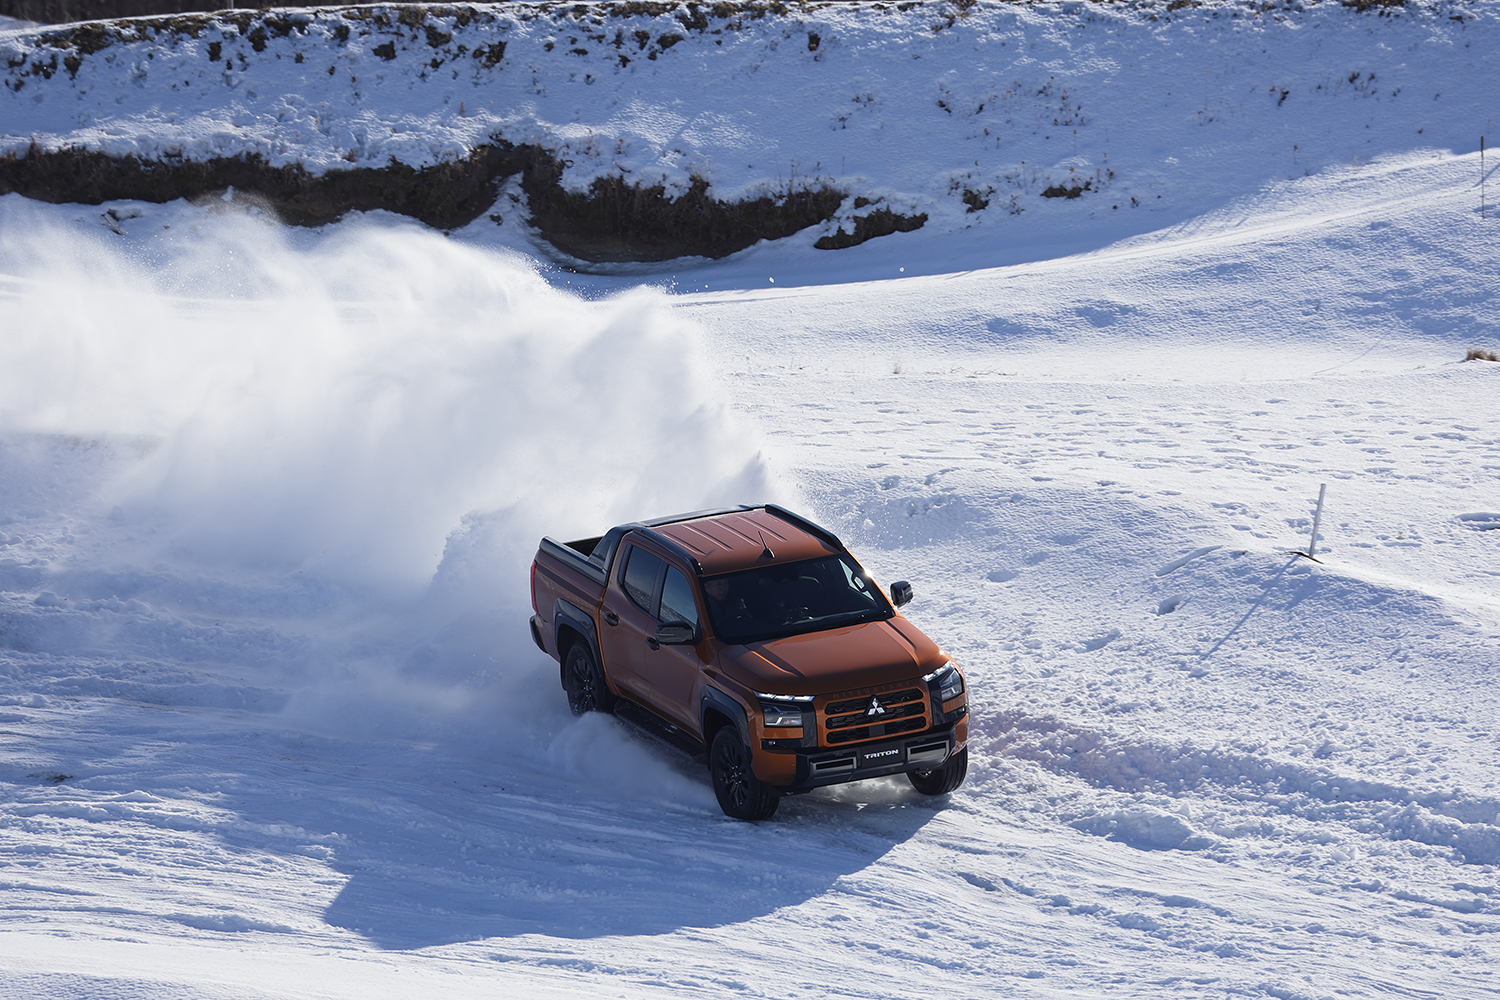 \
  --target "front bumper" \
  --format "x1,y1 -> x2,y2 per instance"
771,720 -> 963,792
